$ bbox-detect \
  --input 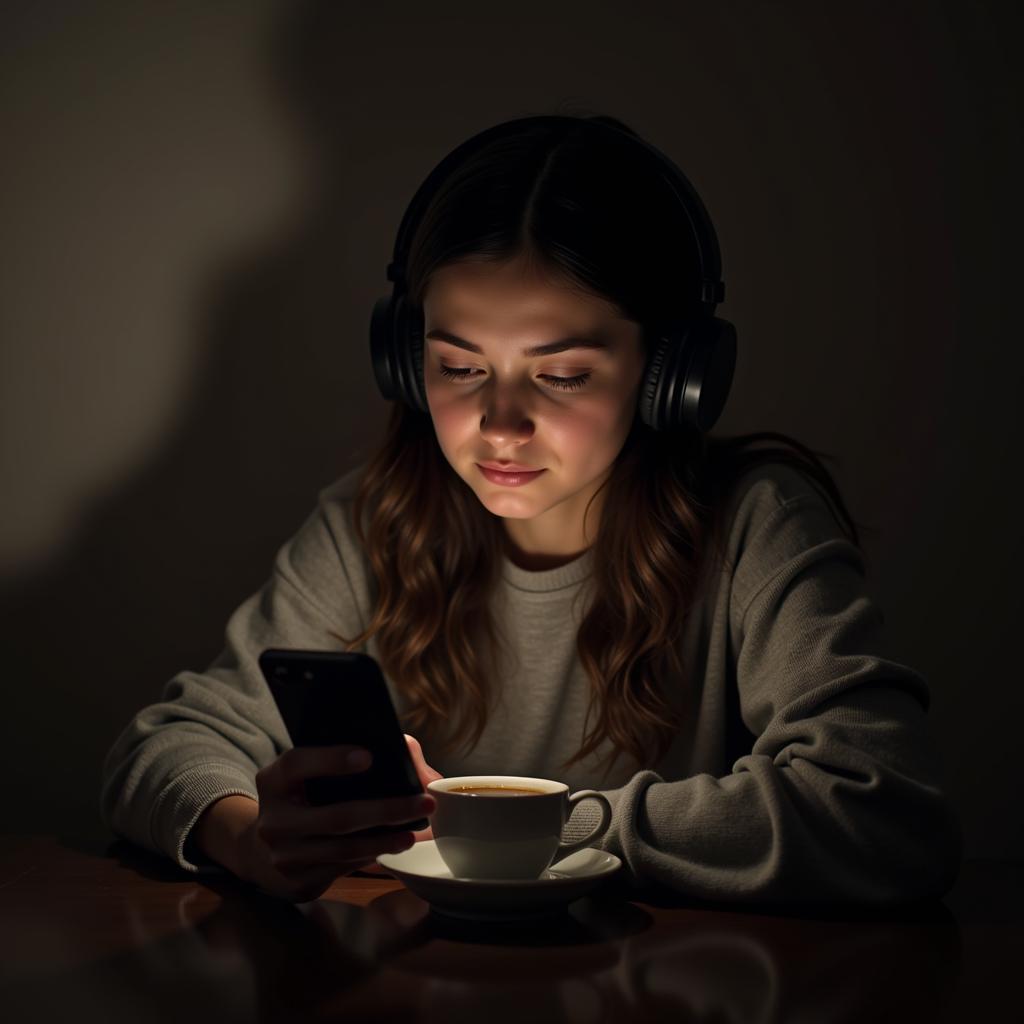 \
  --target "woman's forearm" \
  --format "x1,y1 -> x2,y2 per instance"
192,794 -> 260,879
